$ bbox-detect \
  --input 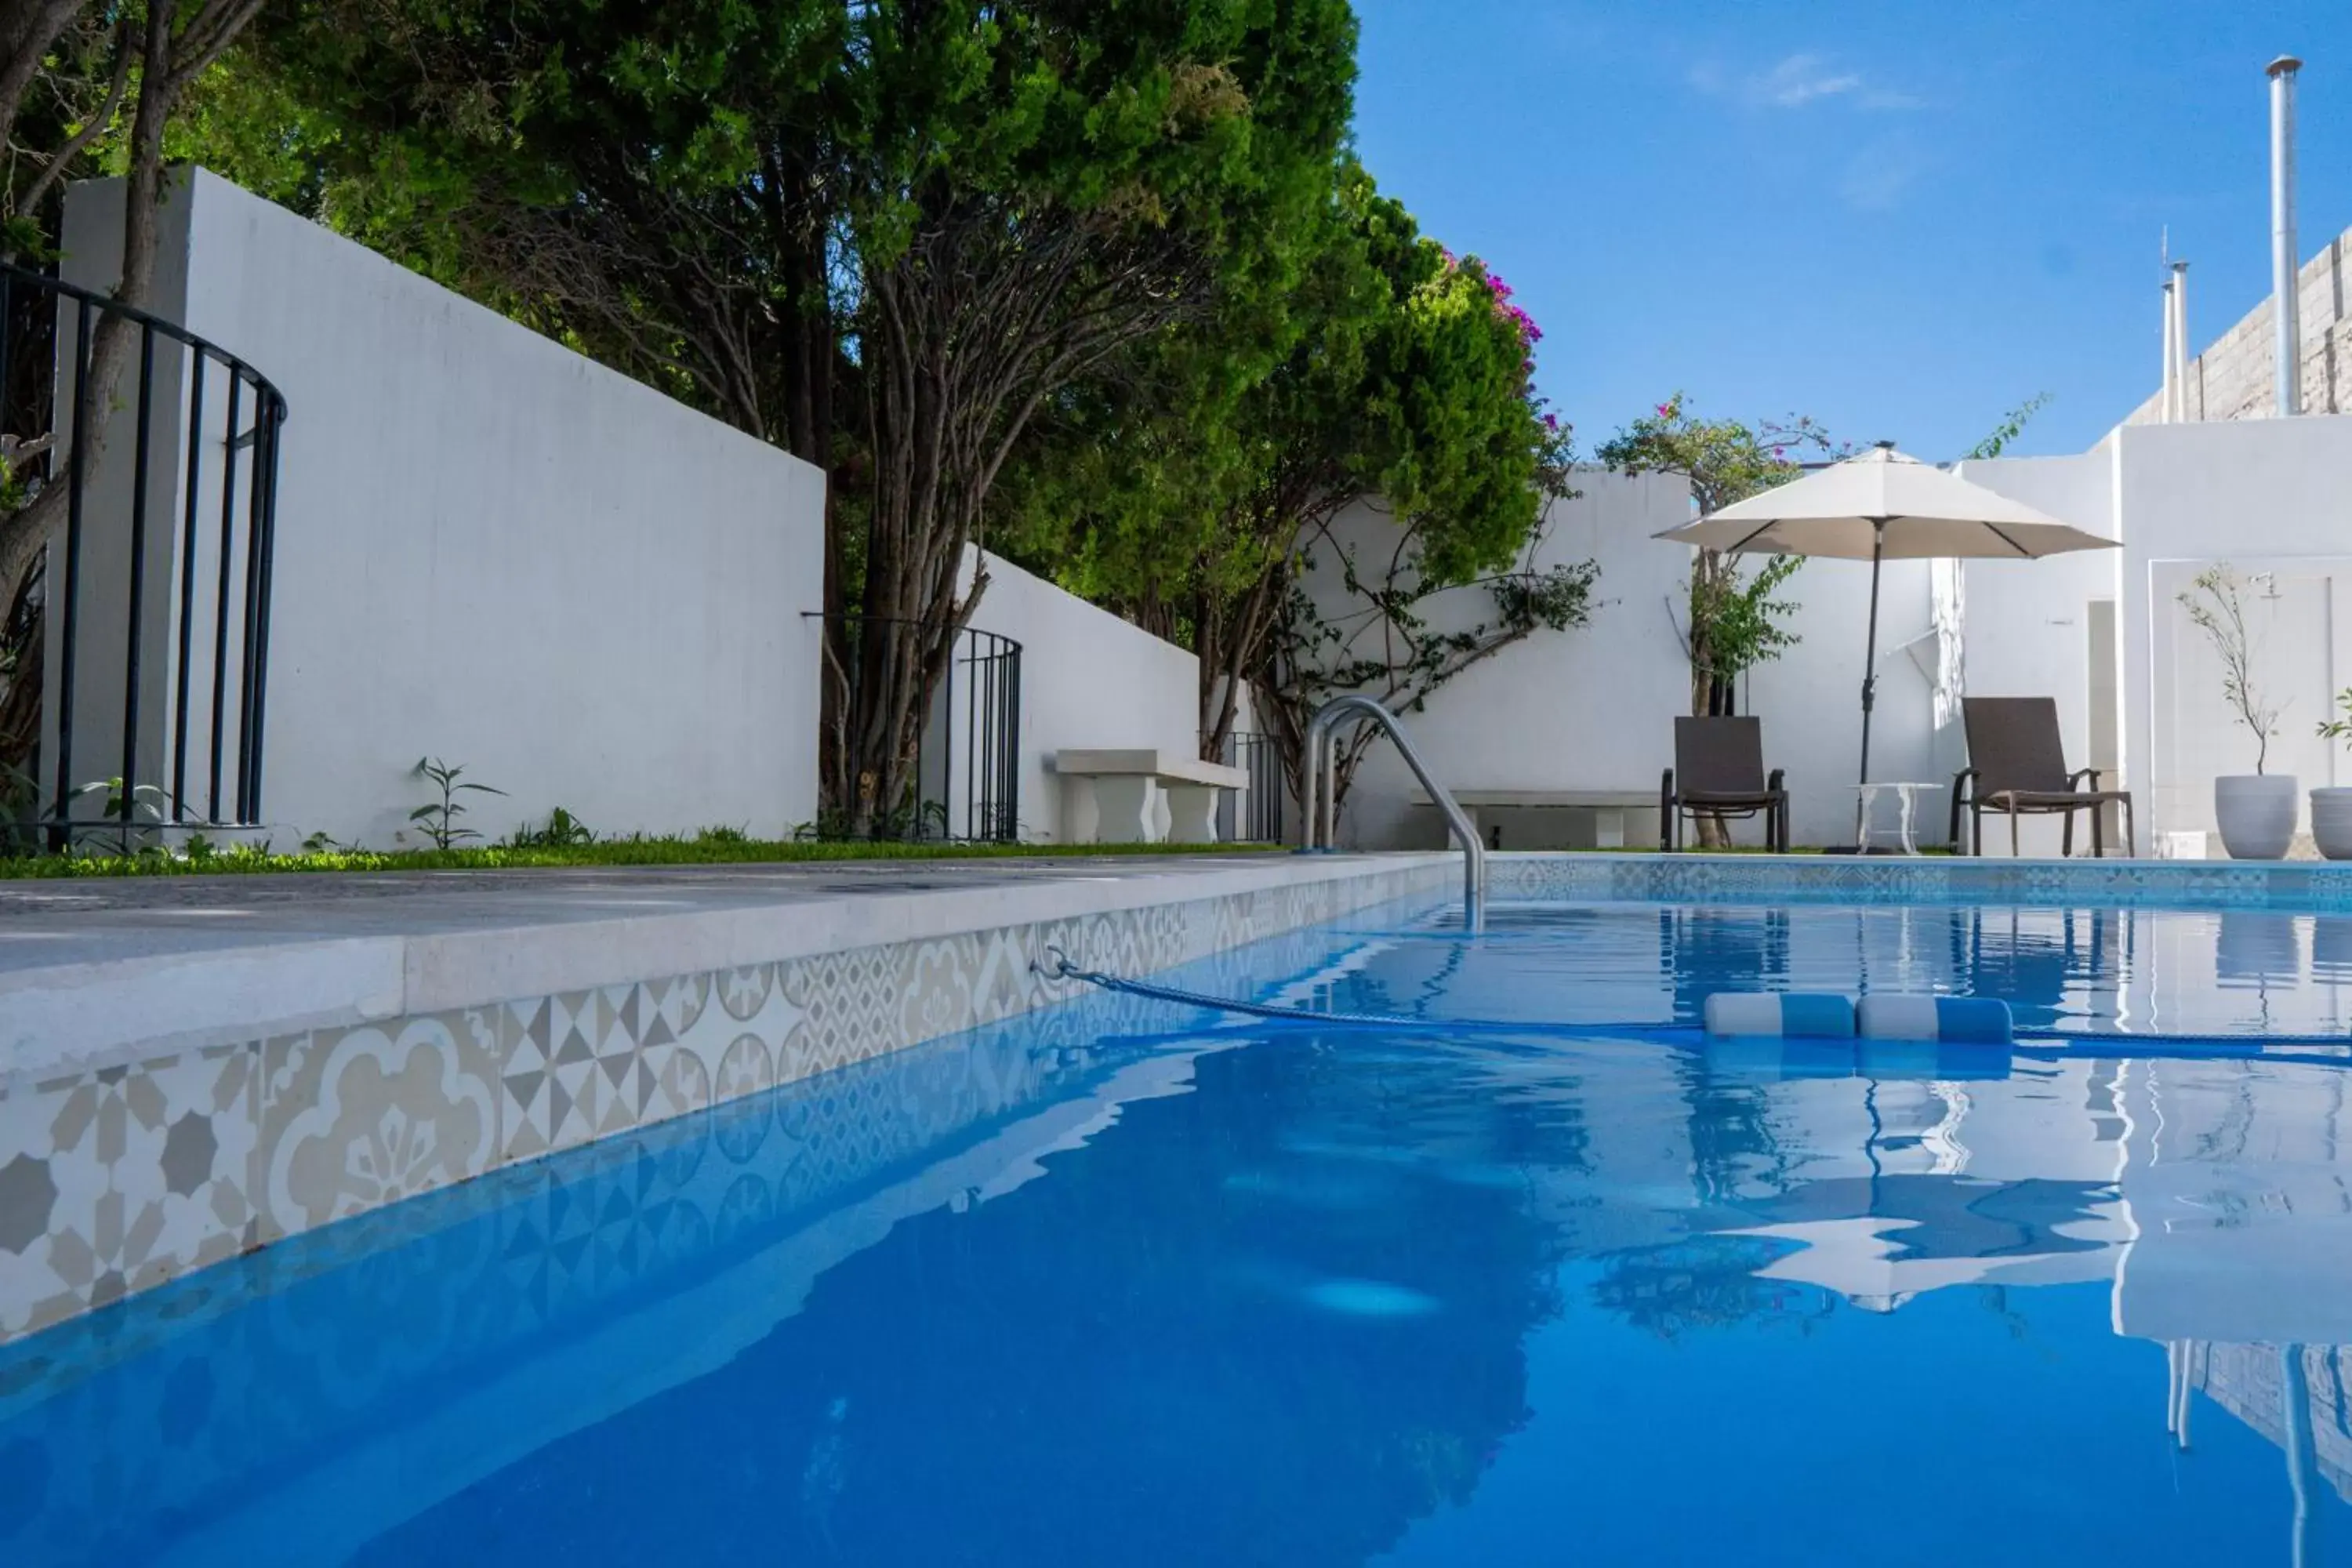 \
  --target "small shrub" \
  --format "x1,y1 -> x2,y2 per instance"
409,757 -> 505,849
